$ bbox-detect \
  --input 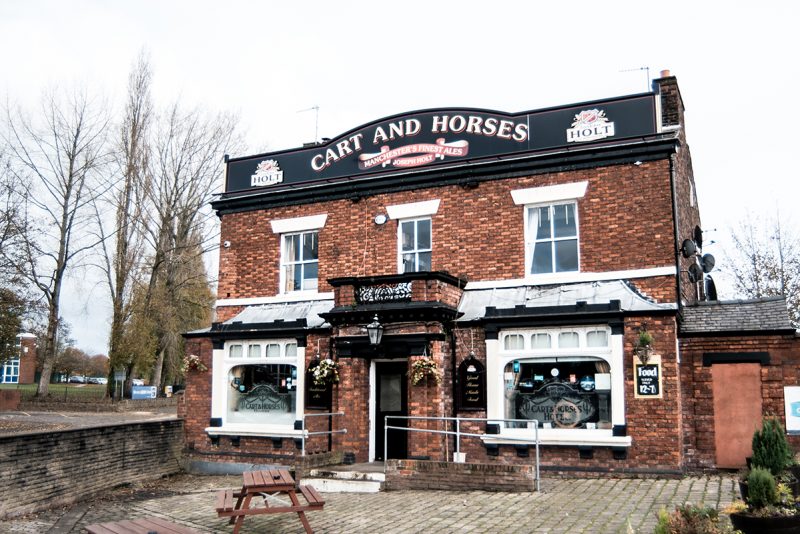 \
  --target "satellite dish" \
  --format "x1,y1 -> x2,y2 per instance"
681,239 -> 697,258
701,253 -> 715,273
693,225 -> 703,249
688,263 -> 704,283
705,275 -> 718,301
